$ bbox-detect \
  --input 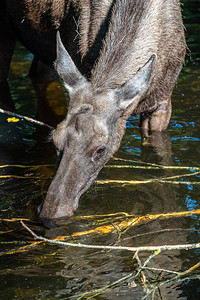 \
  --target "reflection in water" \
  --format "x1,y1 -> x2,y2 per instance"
0,0 -> 200,298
